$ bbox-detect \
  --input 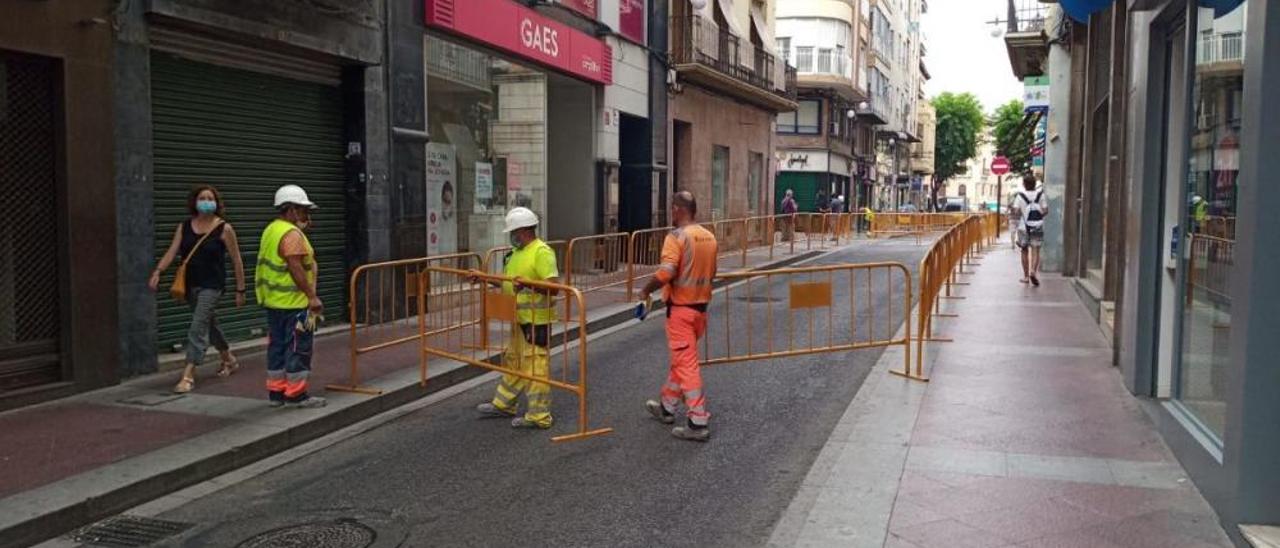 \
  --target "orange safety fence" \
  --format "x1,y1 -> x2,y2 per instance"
903,214 -> 994,381
564,232 -> 631,300
626,226 -> 673,302
702,263 -> 912,375
419,266 -> 612,442
331,252 -> 482,395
